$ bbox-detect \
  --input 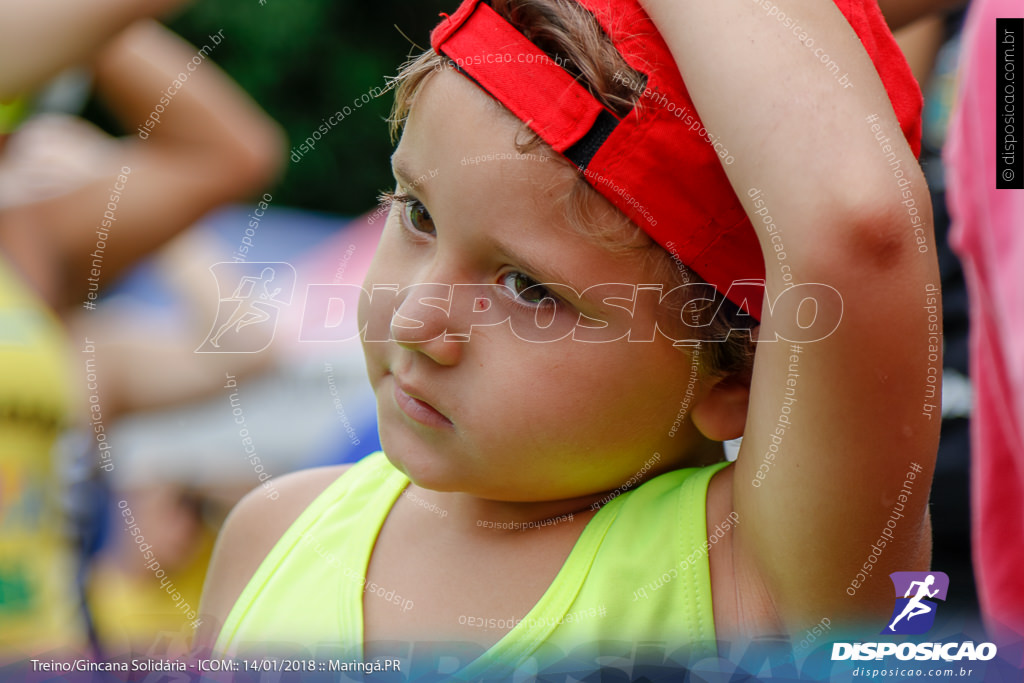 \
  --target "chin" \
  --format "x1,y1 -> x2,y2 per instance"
378,427 -> 466,493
